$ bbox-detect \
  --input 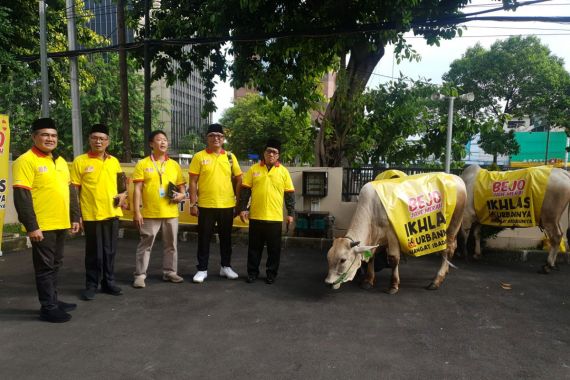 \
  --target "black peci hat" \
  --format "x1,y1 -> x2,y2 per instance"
265,138 -> 281,153
31,118 -> 57,132
206,123 -> 224,135
90,123 -> 109,135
